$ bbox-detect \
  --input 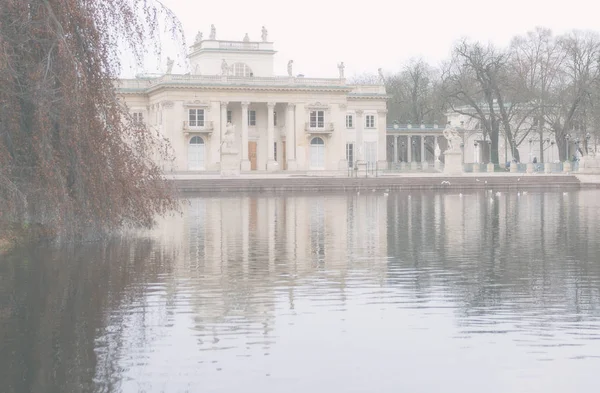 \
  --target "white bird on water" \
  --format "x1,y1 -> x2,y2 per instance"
495,192 -> 501,196
383,192 -> 389,197
441,180 -> 451,185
